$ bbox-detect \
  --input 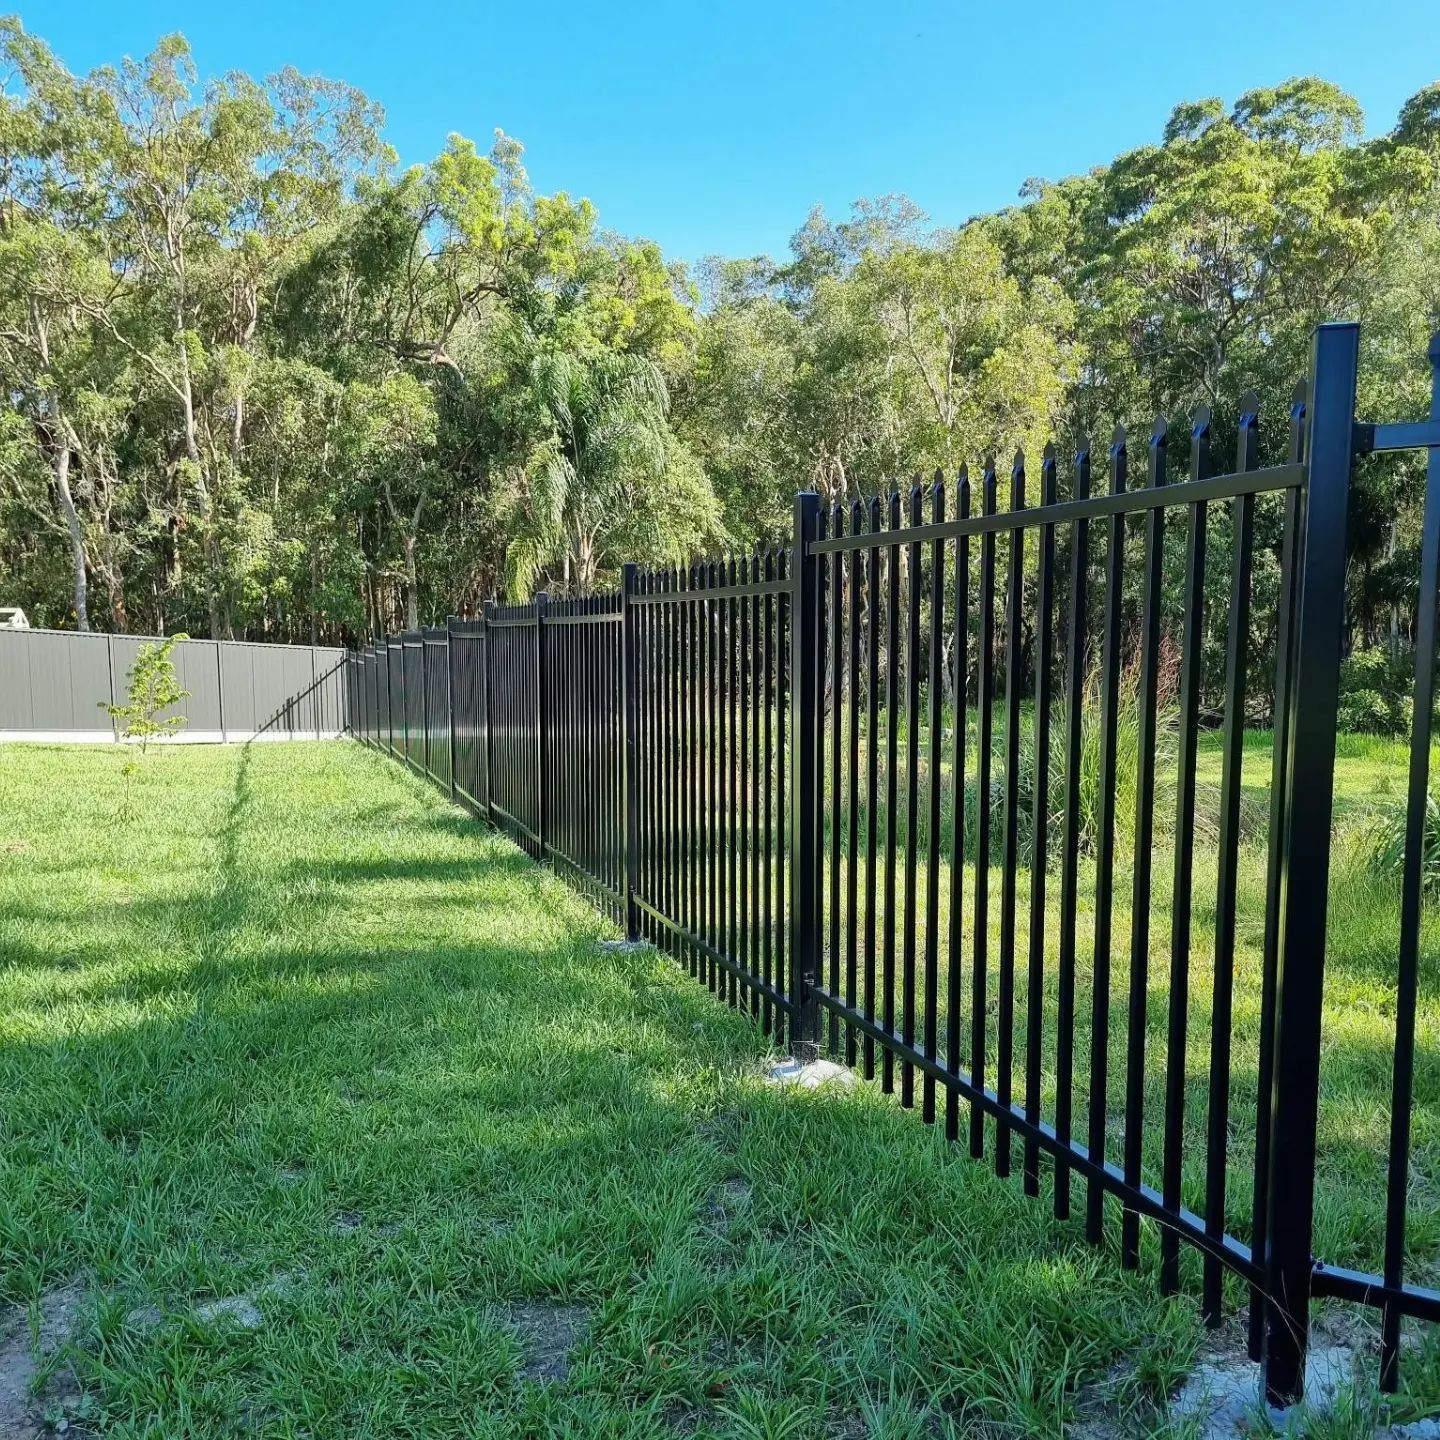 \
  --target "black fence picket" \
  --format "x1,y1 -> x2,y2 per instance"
347,321 -> 1440,1409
